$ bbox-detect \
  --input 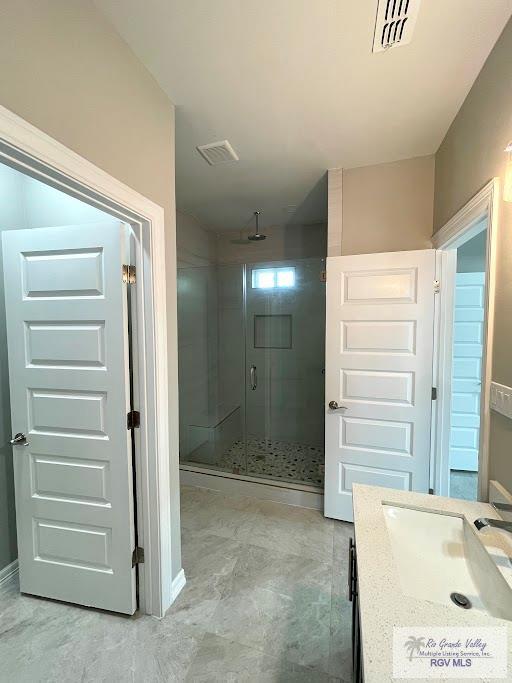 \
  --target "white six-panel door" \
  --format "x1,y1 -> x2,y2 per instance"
324,250 -> 436,521
3,222 -> 137,614
449,272 -> 485,473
